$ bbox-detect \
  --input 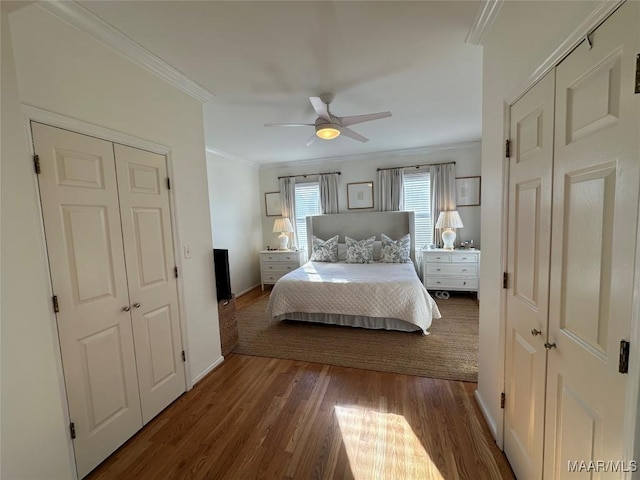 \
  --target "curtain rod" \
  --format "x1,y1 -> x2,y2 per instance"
377,161 -> 456,172
277,171 -> 341,179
